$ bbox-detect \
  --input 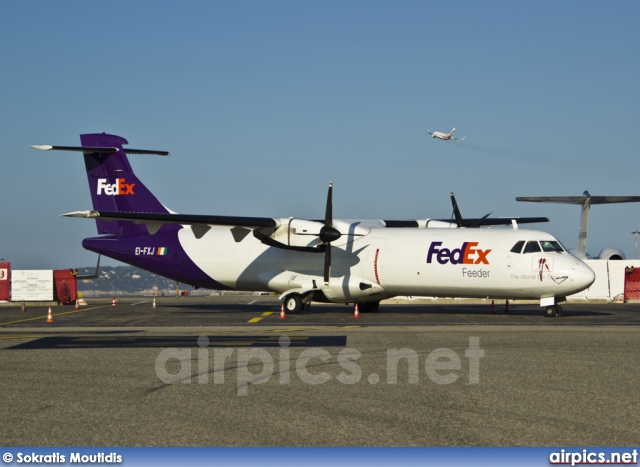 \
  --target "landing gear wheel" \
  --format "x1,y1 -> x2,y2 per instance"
544,305 -> 562,317
284,294 -> 304,314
